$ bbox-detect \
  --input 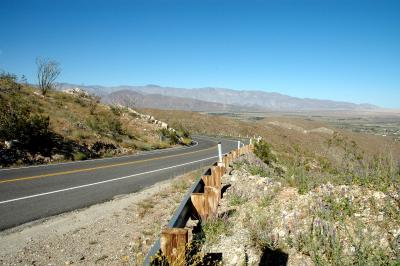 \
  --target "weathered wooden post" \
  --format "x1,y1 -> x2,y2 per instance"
223,155 -> 229,168
211,166 -> 223,200
160,228 -> 188,265
205,186 -> 219,217
229,152 -> 233,162
191,193 -> 208,221
191,187 -> 220,222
